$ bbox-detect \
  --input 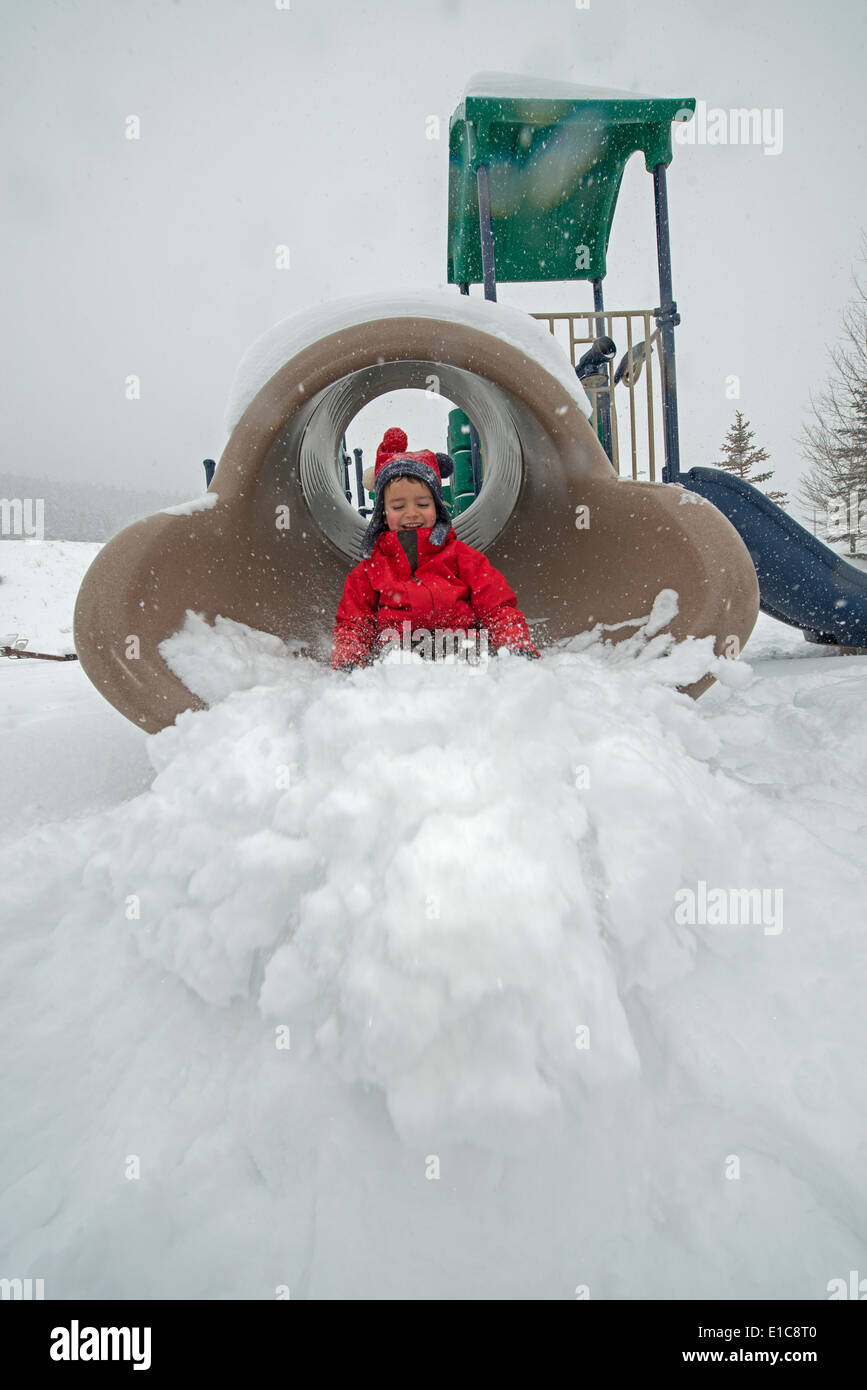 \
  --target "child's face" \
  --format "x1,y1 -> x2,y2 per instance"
384,476 -> 437,531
